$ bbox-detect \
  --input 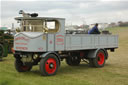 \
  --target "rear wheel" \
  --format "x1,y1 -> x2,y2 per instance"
0,44 -> 4,61
15,59 -> 32,72
93,50 -> 106,68
40,54 -> 59,76
66,52 -> 81,66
